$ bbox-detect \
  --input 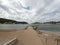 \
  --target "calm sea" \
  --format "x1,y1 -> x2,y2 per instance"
37,24 -> 60,31
0,24 -> 28,29
0,24 -> 60,31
